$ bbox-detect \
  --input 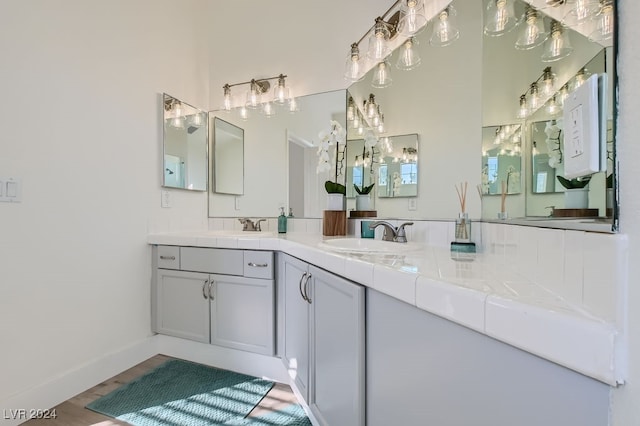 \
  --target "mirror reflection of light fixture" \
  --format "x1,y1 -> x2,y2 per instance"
484,0 -> 518,37
189,112 -> 205,127
540,67 -> 556,96
402,147 -> 418,163
527,82 -> 541,111
347,97 -> 356,121
221,74 -> 297,120
541,20 -> 573,62
430,5 -> 460,47
364,94 -> 378,119
515,6 -> 548,50
589,0 -> 614,42
372,61 -> 393,88
517,94 -> 528,118
546,94 -> 562,115
571,67 -> 590,91
396,37 -> 421,70
345,43 -> 365,82
398,0 -> 428,36
563,0 -> 600,26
